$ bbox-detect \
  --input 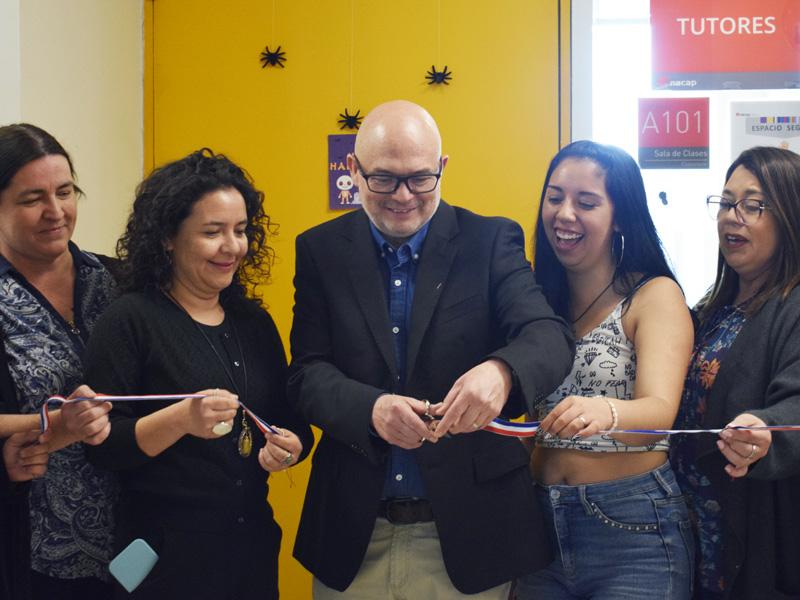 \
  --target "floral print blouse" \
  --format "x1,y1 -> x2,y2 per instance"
671,304 -> 747,595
